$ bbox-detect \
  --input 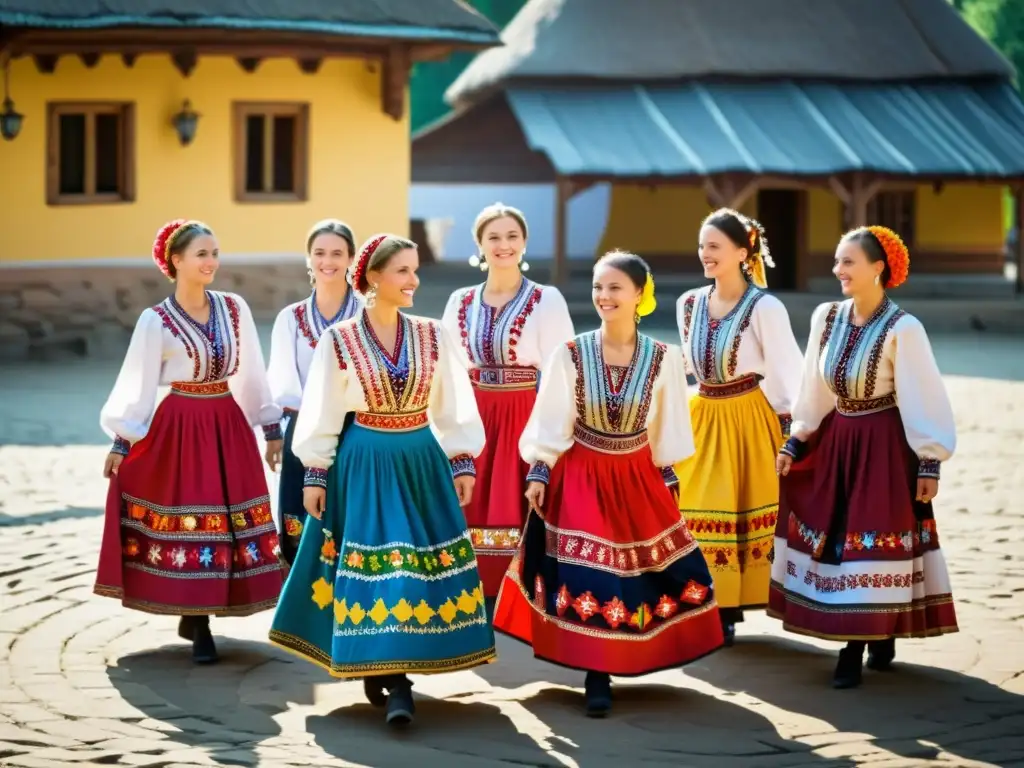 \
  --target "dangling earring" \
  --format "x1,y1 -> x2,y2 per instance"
519,249 -> 530,272
633,310 -> 641,325
365,282 -> 378,309
307,267 -> 315,288
468,254 -> 488,271
874,274 -> 880,287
